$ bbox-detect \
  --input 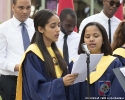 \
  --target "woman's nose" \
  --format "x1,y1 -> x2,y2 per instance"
89,36 -> 94,41
56,26 -> 60,32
